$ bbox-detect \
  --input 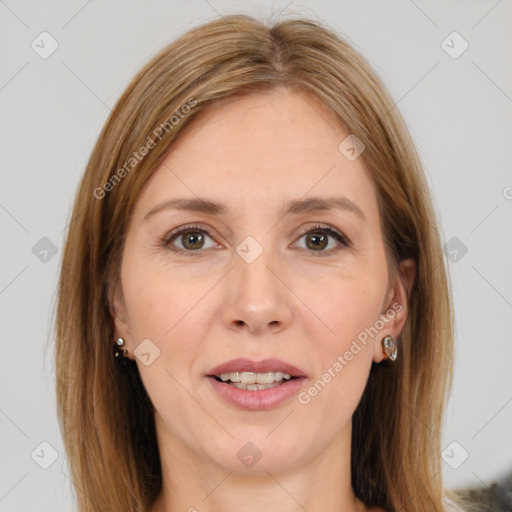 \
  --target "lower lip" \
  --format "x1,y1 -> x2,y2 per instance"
206,376 -> 306,411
